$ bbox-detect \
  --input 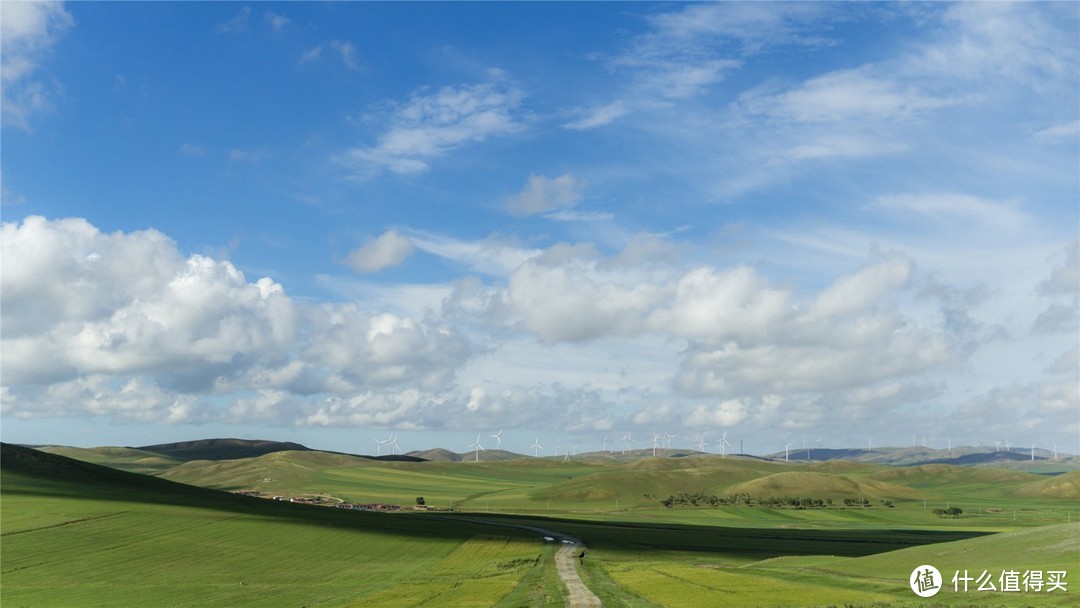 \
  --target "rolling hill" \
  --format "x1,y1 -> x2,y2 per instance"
135,437 -> 313,461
